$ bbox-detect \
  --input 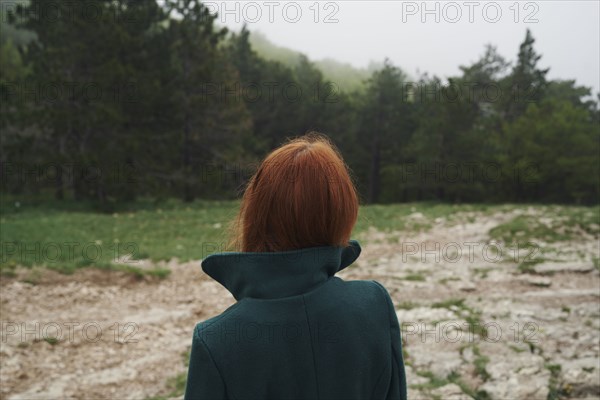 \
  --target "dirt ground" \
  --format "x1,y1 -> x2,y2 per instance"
1,209 -> 599,399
